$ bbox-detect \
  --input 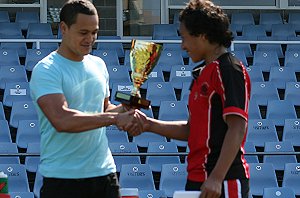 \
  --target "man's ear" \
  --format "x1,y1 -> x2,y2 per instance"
60,21 -> 68,36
